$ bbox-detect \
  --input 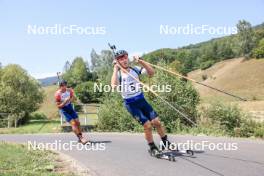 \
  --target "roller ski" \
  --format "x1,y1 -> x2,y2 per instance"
148,140 -> 194,162
160,140 -> 194,157
148,142 -> 177,162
